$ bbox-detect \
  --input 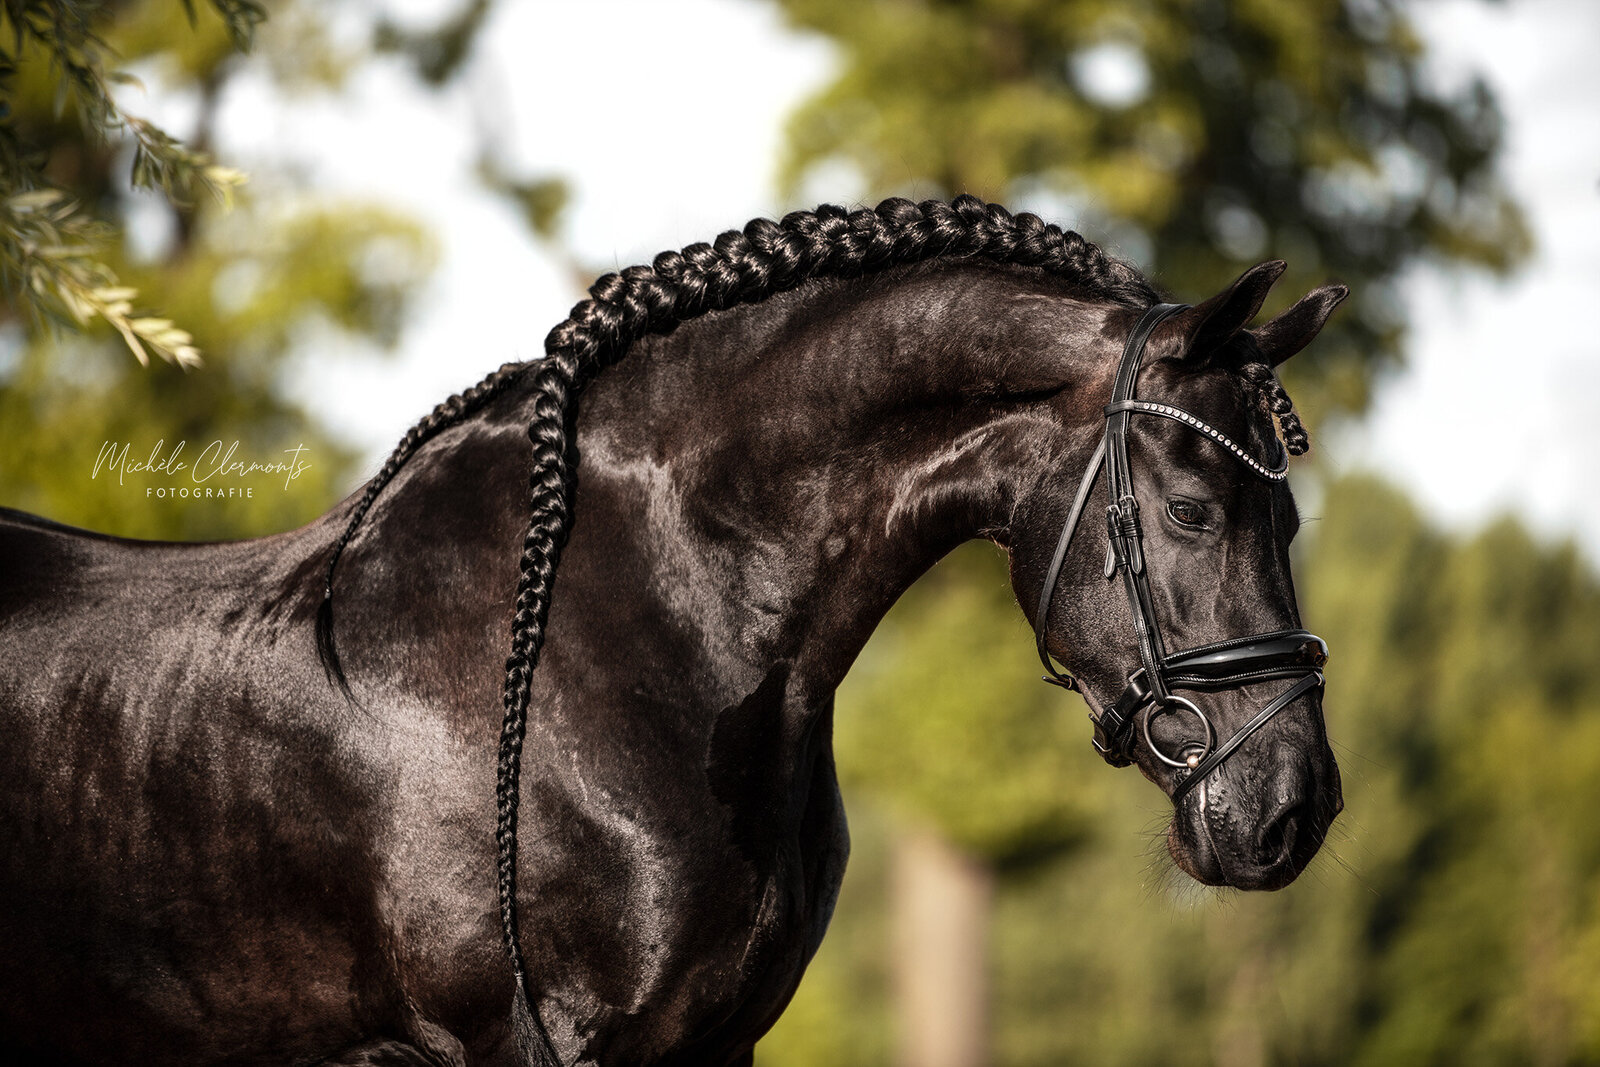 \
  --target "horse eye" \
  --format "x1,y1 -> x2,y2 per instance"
1167,500 -> 1207,528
